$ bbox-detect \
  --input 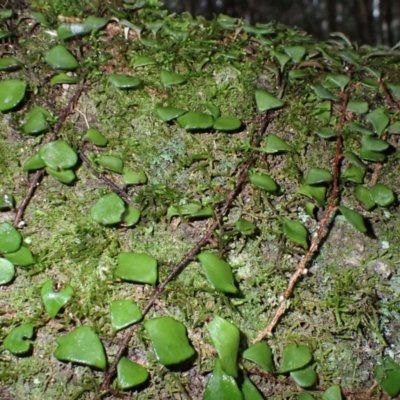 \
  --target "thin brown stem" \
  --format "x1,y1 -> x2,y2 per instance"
253,91 -> 350,343
13,81 -> 86,227
99,112 -> 272,393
